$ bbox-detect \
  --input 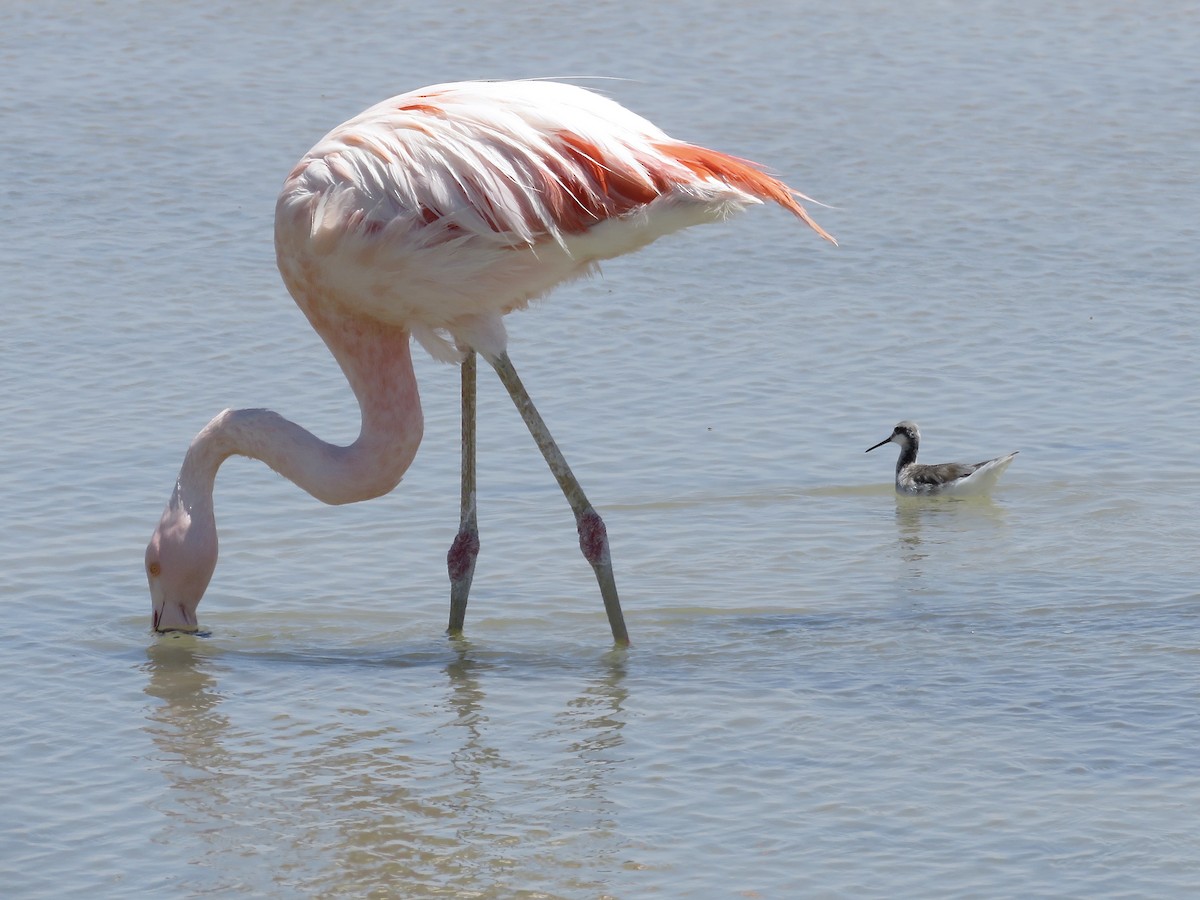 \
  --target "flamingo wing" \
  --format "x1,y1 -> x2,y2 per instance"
283,80 -> 835,252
